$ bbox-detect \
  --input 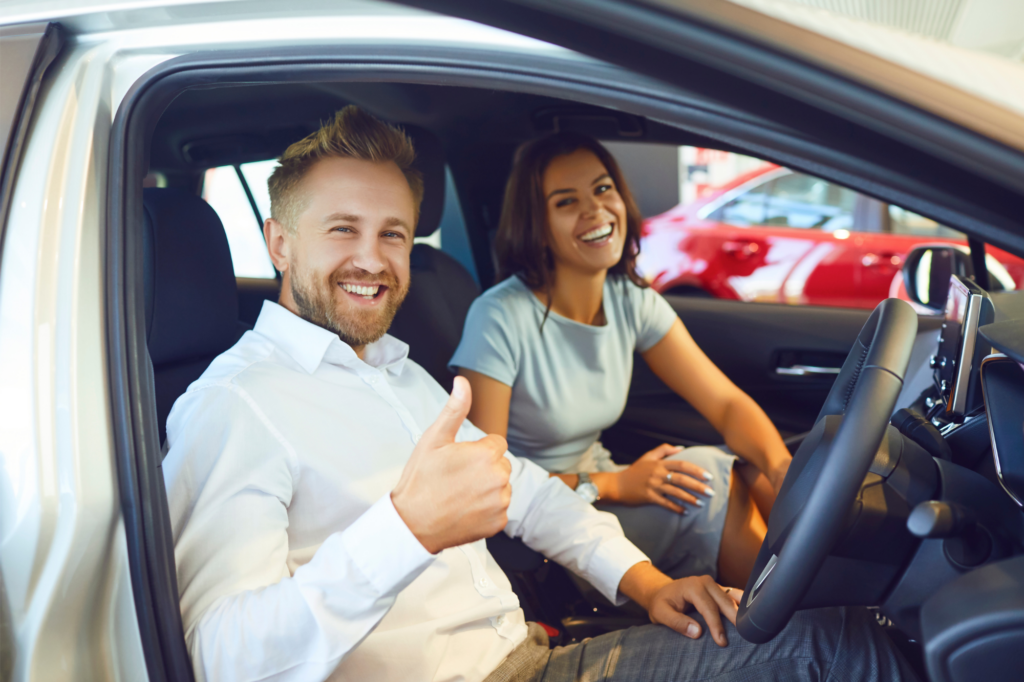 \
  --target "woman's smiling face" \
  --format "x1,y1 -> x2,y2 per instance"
542,148 -> 627,276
